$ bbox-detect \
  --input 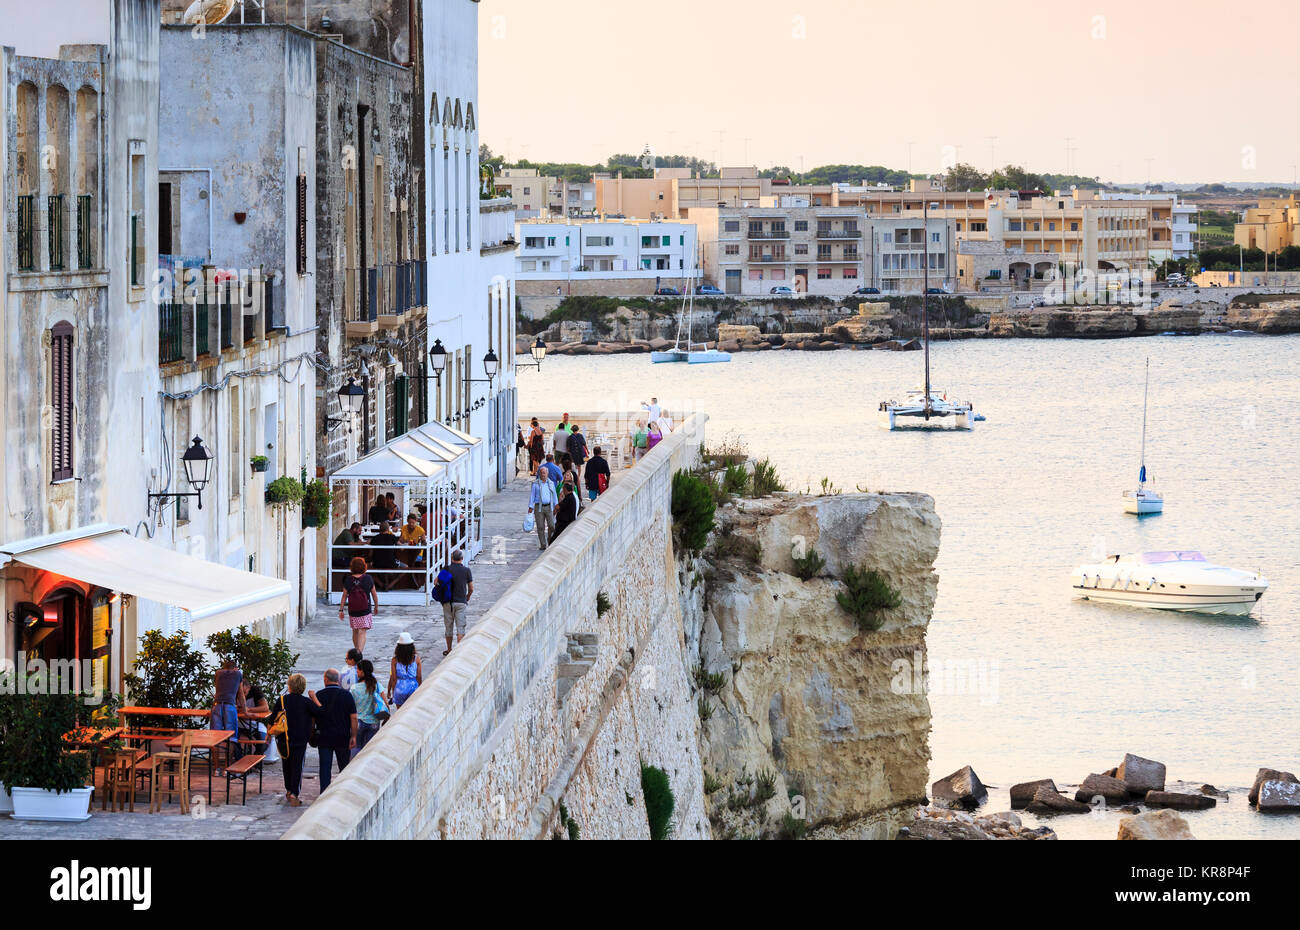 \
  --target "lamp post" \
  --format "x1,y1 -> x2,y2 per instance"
148,436 -> 215,512
327,377 -> 365,432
